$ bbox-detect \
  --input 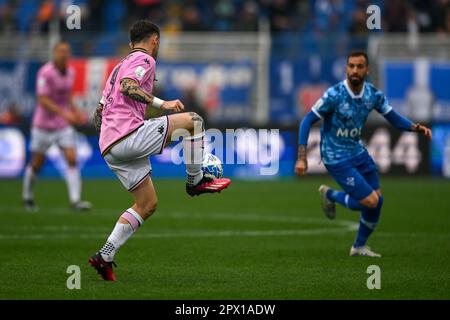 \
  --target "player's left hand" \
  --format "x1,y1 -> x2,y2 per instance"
74,109 -> 88,125
413,123 -> 432,140
161,99 -> 184,113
